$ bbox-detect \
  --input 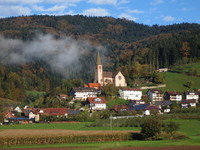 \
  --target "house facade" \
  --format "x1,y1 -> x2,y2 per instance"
119,88 -> 142,100
165,91 -> 182,101
70,87 -> 98,100
184,91 -> 199,102
147,89 -> 163,103
94,52 -> 127,87
181,99 -> 197,108
87,97 -> 106,111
